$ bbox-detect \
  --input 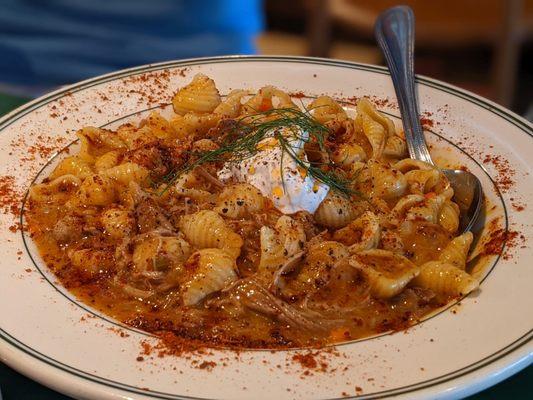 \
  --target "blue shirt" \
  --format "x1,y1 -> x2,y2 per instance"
0,0 -> 263,90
